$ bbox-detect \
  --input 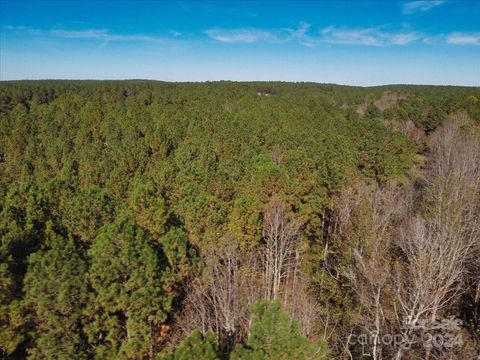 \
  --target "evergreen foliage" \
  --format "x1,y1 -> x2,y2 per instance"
231,301 -> 327,360
161,330 -> 220,360
23,222 -> 88,359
